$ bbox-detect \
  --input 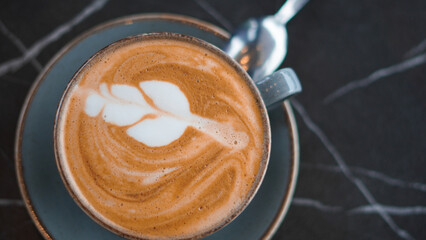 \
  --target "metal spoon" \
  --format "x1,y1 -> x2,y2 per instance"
223,0 -> 309,82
